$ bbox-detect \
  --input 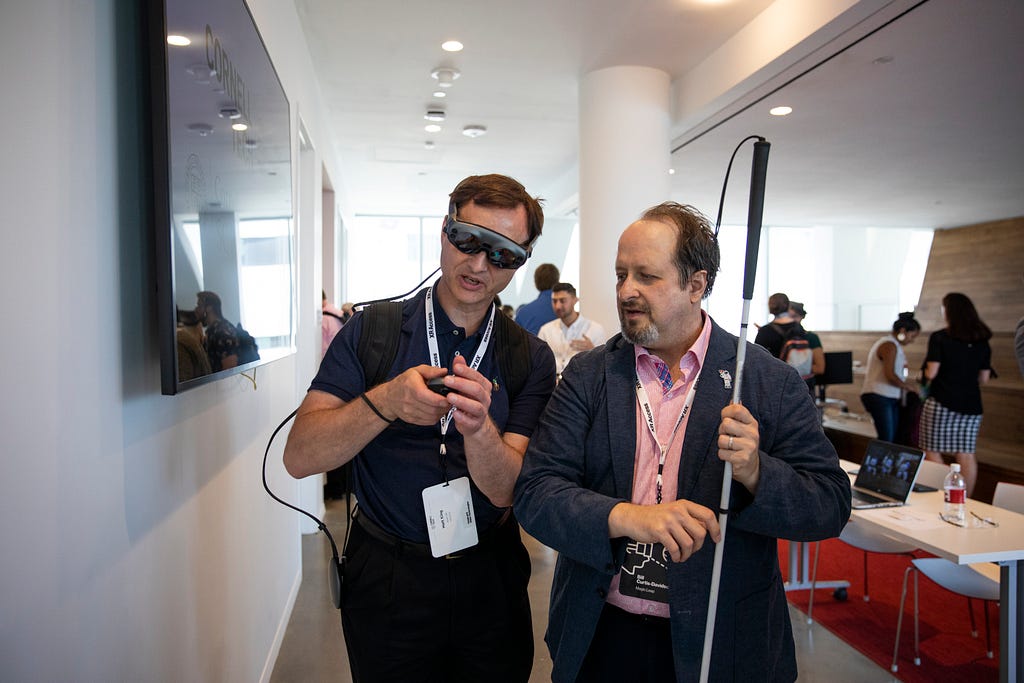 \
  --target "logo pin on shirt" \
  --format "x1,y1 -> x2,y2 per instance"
719,369 -> 732,389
